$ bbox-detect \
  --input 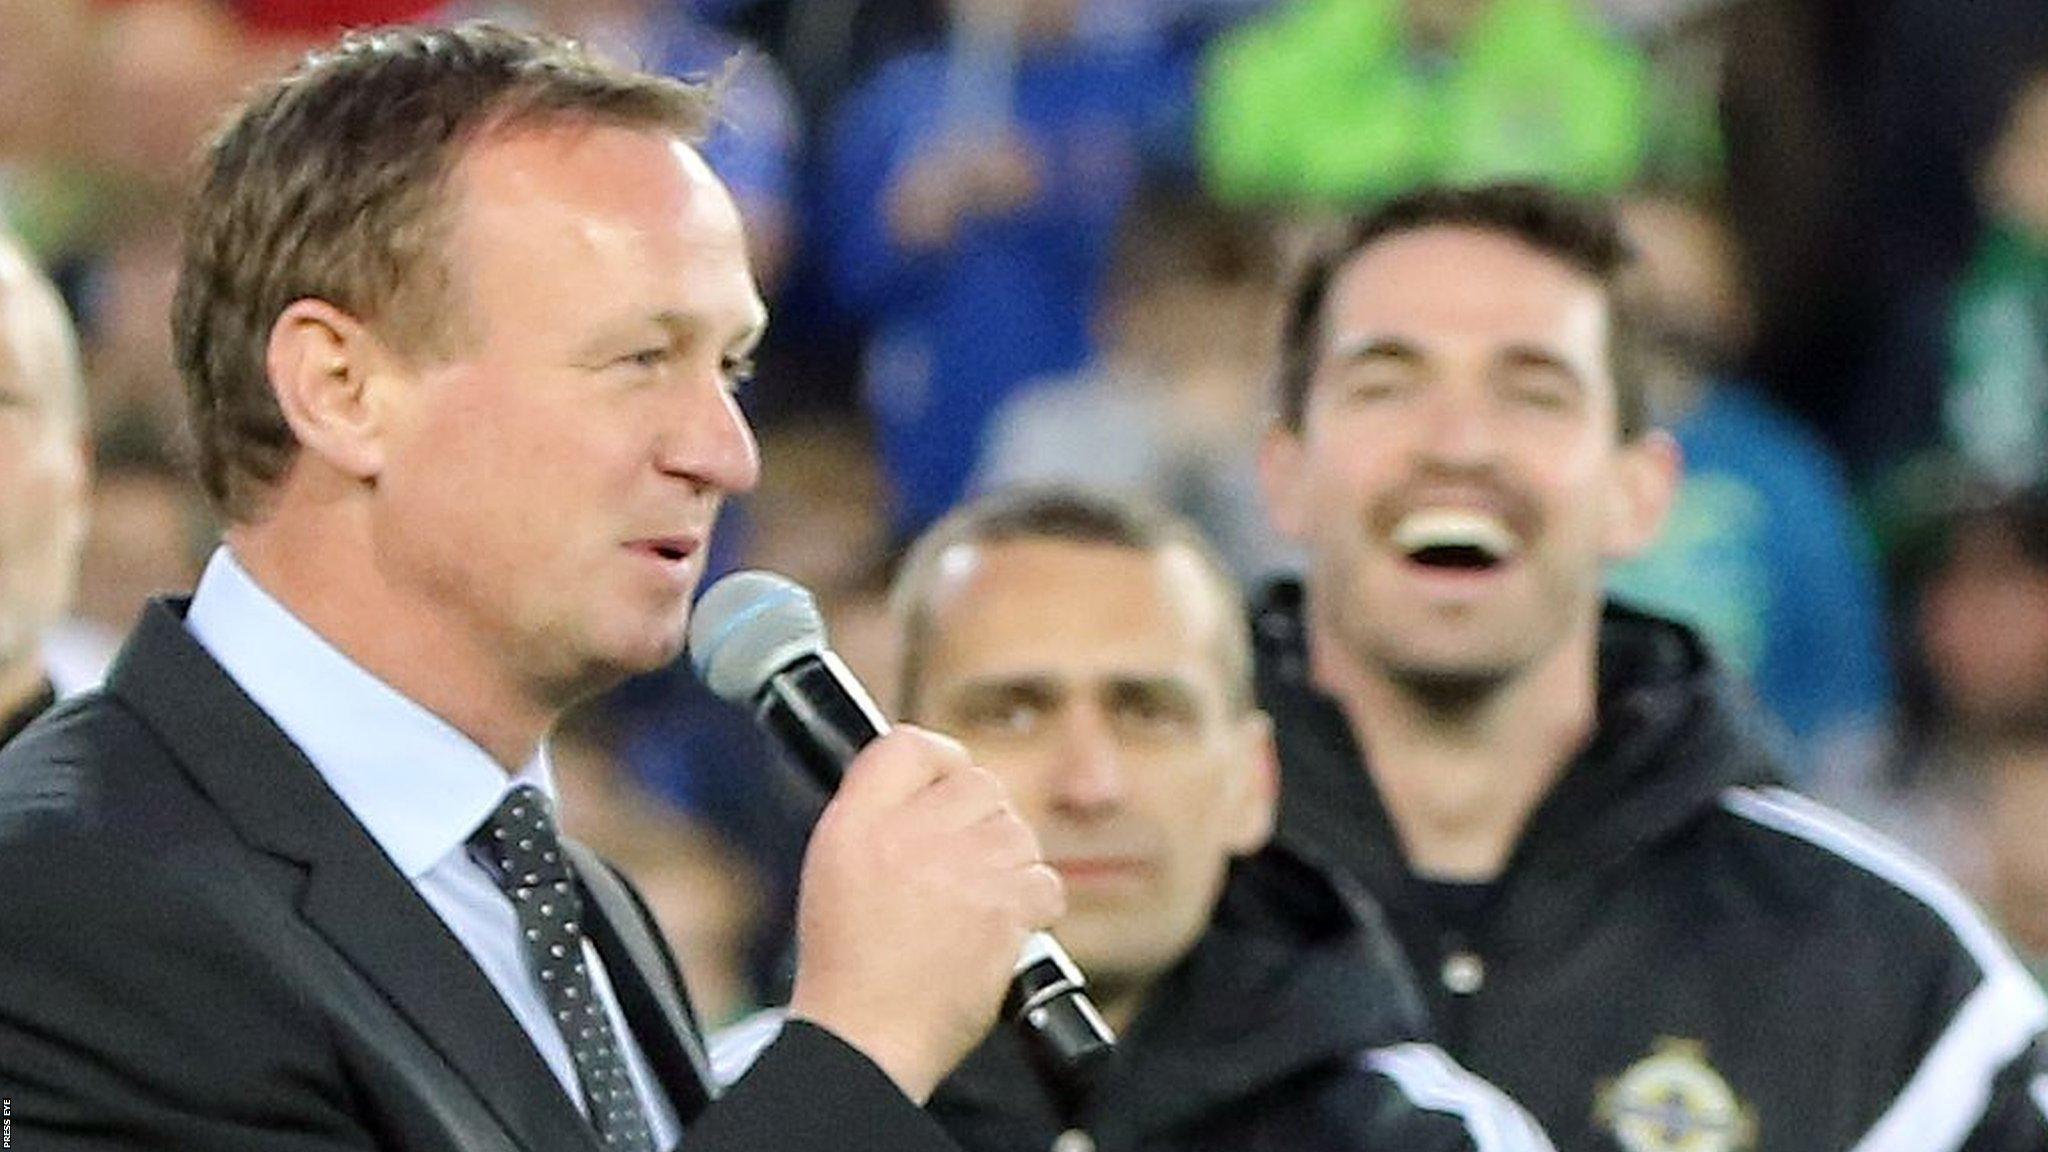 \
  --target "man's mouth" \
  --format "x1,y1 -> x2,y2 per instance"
629,536 -> 702,564
1051,855 -> 1150,884
1390,509 -> 1517,571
